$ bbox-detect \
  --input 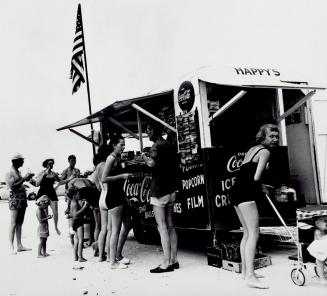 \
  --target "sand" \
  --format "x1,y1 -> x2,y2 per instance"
0,199 -> 326,296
